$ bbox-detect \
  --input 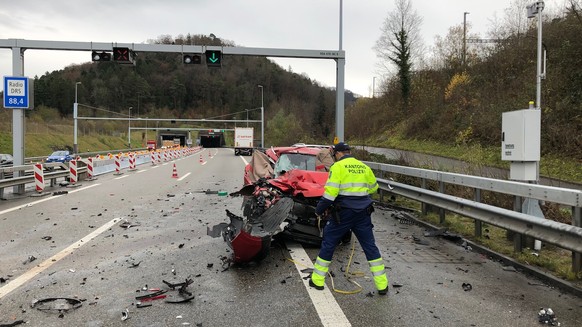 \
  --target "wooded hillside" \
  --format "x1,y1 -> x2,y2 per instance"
348,1 -> 582,161
4,2 -> 581,161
